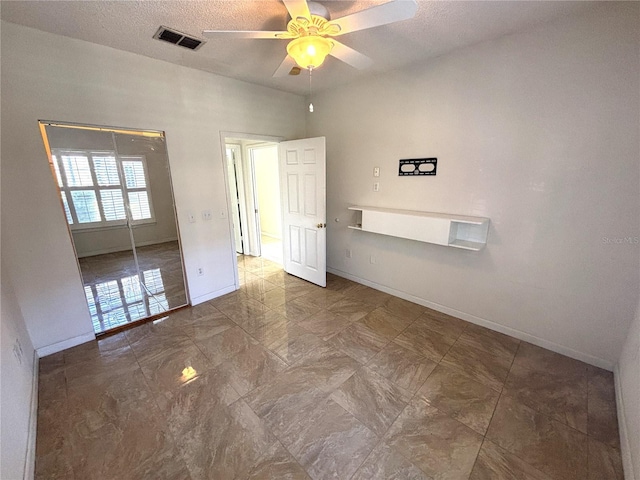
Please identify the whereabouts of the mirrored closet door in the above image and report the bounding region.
[40,122,188,334]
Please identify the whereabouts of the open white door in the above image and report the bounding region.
[279,137,326,287]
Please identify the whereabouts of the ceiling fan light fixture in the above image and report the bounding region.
[287,36,333,69]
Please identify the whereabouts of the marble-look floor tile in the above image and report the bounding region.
[380,296,424,322]
[344,284,393,306]
[245,441,310,479]
[417,364,500,435]
[459,324,520,360]
[511,342,588,380]
[285,343,360,393]
[359,307,412,340]
[394,319,455,362]
[504,361,587,433]
[35,448,75,480]
[414,310,469,344]
[36,371,68,458]
[285,398,379,480]
[38,351,66,377]
[587,366,621,448]
[351,442,430,480]
[193,325,258,367]
[215,342,287,396]
[469,439,551,480]
[236,309,296,345]
[385,396,483,480]
[266,325,325,365]
[215,296,270,325]
[251,286,289,308]
[178,310,235,342]
[139,340,213,400]
[367,342,437,394]
[66,397,182,480]
[65,367,153,417]
[124,318,191,346]
[587,437,624,480]
[325,273,356,292]
[127,333,194,366]
[170,399,276,480]
[327,297,376,322]
[159,367,240,417]
[274,297,322,322]
[296,309,352,340]
[331,368,411,436]
[329,321,390,364]
[440,340,512,391]
[241,277,280,298]
[486,394,588,480]
[298,288,345,309]
[245,368,330,440]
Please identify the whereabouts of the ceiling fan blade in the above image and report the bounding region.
[202,30,287,39]
[329,40,373,70]
[282,0,311,21]
[273,55,298,77]
[327,0,417,36]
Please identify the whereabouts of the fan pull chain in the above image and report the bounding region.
[308,66,314,113]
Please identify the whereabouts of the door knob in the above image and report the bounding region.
[316,223,326,228]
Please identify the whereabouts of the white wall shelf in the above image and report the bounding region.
[348,206,490,251]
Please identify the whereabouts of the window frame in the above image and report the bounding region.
[51,148,156,231]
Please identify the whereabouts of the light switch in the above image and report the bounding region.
[188,213,196,223]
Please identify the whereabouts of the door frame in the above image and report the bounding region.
[219,132,284,289]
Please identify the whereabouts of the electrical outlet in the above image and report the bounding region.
[373,182,380,192]
[202,210,213,221]
[346,248,352,258]
[370,255,377,264]
[197,267,204,276]
[13,339,23,365]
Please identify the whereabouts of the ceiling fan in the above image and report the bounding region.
[202,0,418,76]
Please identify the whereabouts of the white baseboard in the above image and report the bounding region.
[327,267,614,370]
[24,350,38,480]
[614,363,636,480]
[190,285,237,306]
[76,237,178,258]
[36,331,96,358]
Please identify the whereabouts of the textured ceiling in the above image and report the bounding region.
[1,1,597,95]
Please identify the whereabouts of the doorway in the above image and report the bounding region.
[224,136,283,269]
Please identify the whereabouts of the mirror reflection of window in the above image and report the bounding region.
[40,122,188,335]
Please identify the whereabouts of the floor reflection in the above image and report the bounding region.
[78,241,187,333]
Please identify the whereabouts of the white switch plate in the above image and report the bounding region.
[370,255,377,264]
[346,248,352,258]
[188,213,196,223]
[373,182,380,192]
[373,167,380,177]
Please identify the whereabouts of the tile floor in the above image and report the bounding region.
[36,256,624,480]
[78,241,188,333]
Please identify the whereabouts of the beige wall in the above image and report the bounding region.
[617,297,640,480]
[308,3,639,369]
[0,20,305,353]
[1,267,37,480]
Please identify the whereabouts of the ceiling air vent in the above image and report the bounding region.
[153,26,205,51]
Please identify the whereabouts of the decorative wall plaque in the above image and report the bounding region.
[398,158,437,176]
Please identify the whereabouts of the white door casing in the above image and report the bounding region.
[278,137,326,287]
